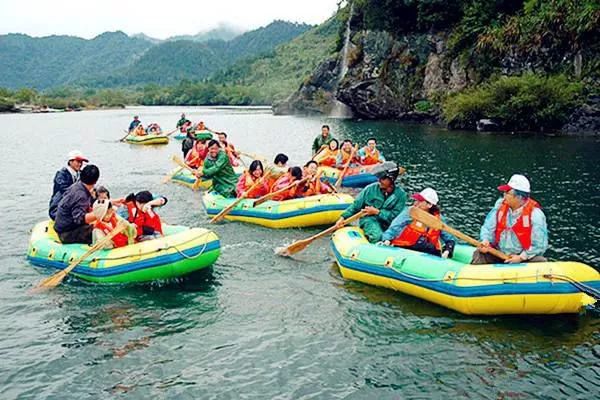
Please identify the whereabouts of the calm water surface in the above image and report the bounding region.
[0,107,599,399]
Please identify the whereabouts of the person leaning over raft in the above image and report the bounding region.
[194,139,238,198]
[312,125,335,155]
[471,174,548,264]
[49,150,88,220]
[118,191,167,242]
[335,168,407,243]
[380,188,456,258]
[53,164,100,244]
[128,115,141,133]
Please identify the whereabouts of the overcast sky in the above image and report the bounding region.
[0,0,342,39]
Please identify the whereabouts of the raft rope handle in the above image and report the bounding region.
[90,231,215,262]
[543,273,600,300]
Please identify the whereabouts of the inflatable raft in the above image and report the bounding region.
[125,134,169,145]
[331,227,600,315]
[27,221,220,284]
[173,132,187,140]
[319,161,397,188]
[203,192,354,228]
[169,165,244,190]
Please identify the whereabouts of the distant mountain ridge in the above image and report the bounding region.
[0,21,312,89]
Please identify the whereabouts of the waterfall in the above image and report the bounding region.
[330,2,354,118]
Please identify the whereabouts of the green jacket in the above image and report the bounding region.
[312,134,335,154]
[341,182,407,227]
[202,150,238,197]
[176,117,190,128]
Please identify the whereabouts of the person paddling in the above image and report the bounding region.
[334,168,406,243]
[312,125,335,155]
[269,166,304,201]
[91,200,134,249]
[128,115,141,133]
[336,140,359,168]
[236,160,269,199]
[358,137,385,165]
[299,160,334,196]
[49,150,88,220]
[217,132,242,166]
[471,174,548,264]
[314,139,339,167]
[194,140,238,198]
[380,188,456,258]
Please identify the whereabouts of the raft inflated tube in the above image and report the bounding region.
[125,134,169,145]
[27,221,220,284]
[331,227,600,315]
[173,133,187,140]
[169,166,245,190]
[319,161,397,188]
[203,192,354,228]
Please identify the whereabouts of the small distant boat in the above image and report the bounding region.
[125,134,169,145]
[169,166,245,190]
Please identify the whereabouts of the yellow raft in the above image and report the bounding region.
[125,134,169,145]
[332,227,600,315]
[203,192,354,228]
[169,166,245,190]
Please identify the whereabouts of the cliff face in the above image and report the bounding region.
[275,1,599,134]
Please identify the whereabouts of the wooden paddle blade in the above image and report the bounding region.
[277,238,312,256]
[30,270,69,292]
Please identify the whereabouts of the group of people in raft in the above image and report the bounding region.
[49,150,167,249]
[49,118,549,264]
[128,115,162,136]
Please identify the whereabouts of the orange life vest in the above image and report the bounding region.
[126,202,163,238]
[315,149,338,167]
[361,147,381,165]
[269,175,297,201]
[339,150,357,166]
[236,172,268,199]
[185,142,208,169]
[494,198,540,250]
[94,214,129,248]
[391,210,442,250]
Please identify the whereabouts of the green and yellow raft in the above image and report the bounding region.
[170,165,244,190]
[203,192,354,228]
[27,221,220,284]
[332,227,600,315]
[125,134,169,145]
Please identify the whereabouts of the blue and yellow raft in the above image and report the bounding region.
[331,227,600,315]
[27,221,220,284]
[318,161,397,188]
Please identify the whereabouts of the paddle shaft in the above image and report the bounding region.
[305,210,367,243]
[162,166,184,183]
[171,155,203,191]
[409,207,509,260]
[165,128,179,137]
[210,170,271,223]
[253,176,309,207]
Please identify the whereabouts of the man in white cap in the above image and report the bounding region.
[380,188,456,258]
[48,150,88,220]
[471,174,548,264]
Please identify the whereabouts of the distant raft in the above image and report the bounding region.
[203,192,354,228]
[125,134,169,145]
[331,227,600,315]
[318,161,397,188]
[27,221,220,284]
[169,165,245,190]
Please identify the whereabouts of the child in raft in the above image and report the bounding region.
[236,160,269,198]
[313,139,339,167]
[269,166,303,201]
[118,191,168,242]
[299,160,334,196]
[185,135,210,169]
[91,200,135,249]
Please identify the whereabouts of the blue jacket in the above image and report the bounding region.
[49,167,76,220]
[128,120,141,131]
[54,181,93,233]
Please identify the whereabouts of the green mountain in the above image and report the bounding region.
[0,31,153,89]
[168,24,245,42]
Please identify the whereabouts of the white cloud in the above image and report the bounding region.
[0,0,341,39]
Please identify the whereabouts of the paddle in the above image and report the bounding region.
[276,210,368,257]
[408,207,509,261]
[252,176,309,207]
[32,220,129,291]
[311,145,328,162]
[335,145,358,188]
[162,166,184,184]
[165,128,179,137]
[210,170,272,223]
[239,151,268,164]
[119,129,131,142]
[171,155,203,192]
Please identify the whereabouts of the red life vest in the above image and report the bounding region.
[236,172,268,198]
[269,175,297,201]
[94,214,129,248]
[391,210,442,250]
[185,142,208,168]
[494,198,540,250]
[361,147,381,165]
[126,202,163,238]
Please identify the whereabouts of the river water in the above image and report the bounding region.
[0,107,599,399]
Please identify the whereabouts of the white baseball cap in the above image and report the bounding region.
[67,150,88,162]
[498,174,530,193]
[412,187,439,205]
[92,199,110,221]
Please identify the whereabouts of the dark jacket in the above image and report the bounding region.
[54,181,93,233]
[49,167,76,220]
[128,120,141,131]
